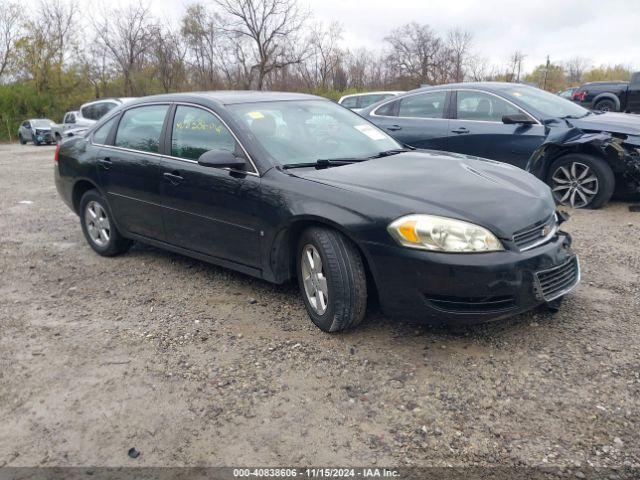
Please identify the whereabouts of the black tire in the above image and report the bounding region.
[19,134,26,145]
[594,98,616,112]
[546,153,615,209]
[297,227,367,332]
[79,189,132,256]
[55,133,61,142]
[32,135,41,146]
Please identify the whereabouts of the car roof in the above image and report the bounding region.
[410,82,539,93]
[29,118,54,122]
[124,91,325,107]
[341,91,405,98]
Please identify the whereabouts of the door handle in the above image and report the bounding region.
[97,157,112,170]
[163,171,184,186]
[451,127,470,134]
[386,125,402,131]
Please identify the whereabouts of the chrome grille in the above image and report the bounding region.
[513,214,557,251]
[534,256,580,302]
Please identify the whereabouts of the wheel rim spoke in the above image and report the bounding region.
[301,245,328,315]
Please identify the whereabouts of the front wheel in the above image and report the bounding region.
[546,154,615,209]
[297,227,367,332]
[79,190,132,256]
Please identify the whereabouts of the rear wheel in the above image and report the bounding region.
[79,190,132,256]
[19,134,26,145]
[594,99,616,112]
[297,227,367,332]
[546,153,615,209]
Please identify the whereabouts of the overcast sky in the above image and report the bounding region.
[120,0,640,73]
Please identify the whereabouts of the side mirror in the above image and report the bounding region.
[198,149,246,170]
[502,113,536,125]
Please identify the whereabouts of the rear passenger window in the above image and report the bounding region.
[398,91,447,118]
[92,116,117,145]
[171,106,237,160]
[115,105,169,153]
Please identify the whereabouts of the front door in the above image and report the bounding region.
[97,104,169,240]
[370,91,450,150]
[159,105,262,269]
[446,90,546,169]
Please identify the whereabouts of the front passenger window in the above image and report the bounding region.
[171,106,238,160]
[115,105,169,153]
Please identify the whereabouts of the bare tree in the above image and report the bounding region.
[93,2,156,96]
[0,1,21,78]
[506,50,526,82]
[213,0,309,90]
[298,22,343,90]
[447,28,472,82]
[181,4,226,89]
[152,24,187,93]
[564,55,590,84]
[384,22,443,86]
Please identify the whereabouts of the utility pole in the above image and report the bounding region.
[543,55,550,90]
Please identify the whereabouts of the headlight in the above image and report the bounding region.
[387,214,504,253]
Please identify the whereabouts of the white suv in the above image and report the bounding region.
[53,98,135,140]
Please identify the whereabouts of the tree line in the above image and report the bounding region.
[0,0,635,140]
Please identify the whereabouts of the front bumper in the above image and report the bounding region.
[364,232,578,325]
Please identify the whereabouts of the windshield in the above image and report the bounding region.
[503,86,590,118]
[32,119,54,127]
[228,100,401,165]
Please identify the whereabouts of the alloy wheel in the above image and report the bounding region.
[550,162,599,208]
[84,200,111,247]
[301,244,328,315]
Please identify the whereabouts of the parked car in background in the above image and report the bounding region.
[557,87,578,99]
[77,98,136,126]
[55,91,579,332]
[51,111,81,141]
[338,91,404,112]
[571,72,640,112]
[361,82,640,209]
[18,119,56,145]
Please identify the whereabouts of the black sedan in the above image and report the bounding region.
[360,83,640,209]
[54,92,579,332]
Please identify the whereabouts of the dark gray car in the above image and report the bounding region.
[360,83,640,209]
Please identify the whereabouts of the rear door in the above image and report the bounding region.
[96,104,170,240]
[446,90,546,168]
[159,104,262,269]
[370,90,450,149]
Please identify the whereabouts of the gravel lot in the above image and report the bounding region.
[1,143,639,469]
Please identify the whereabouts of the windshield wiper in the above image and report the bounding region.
[560,112,592,120]
[368,148,412,159]
[281,158,367,170]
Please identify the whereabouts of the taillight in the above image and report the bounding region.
[572,90,587,102]
[54,142,61,164]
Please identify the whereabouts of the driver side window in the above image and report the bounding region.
[456,91,522,122]
[171,106,238,161]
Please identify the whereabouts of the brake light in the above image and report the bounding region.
[54,142,61,164]
[572,90,587,102]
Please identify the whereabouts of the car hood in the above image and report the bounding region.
[294,151,555,239]
[566,112,640,135]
